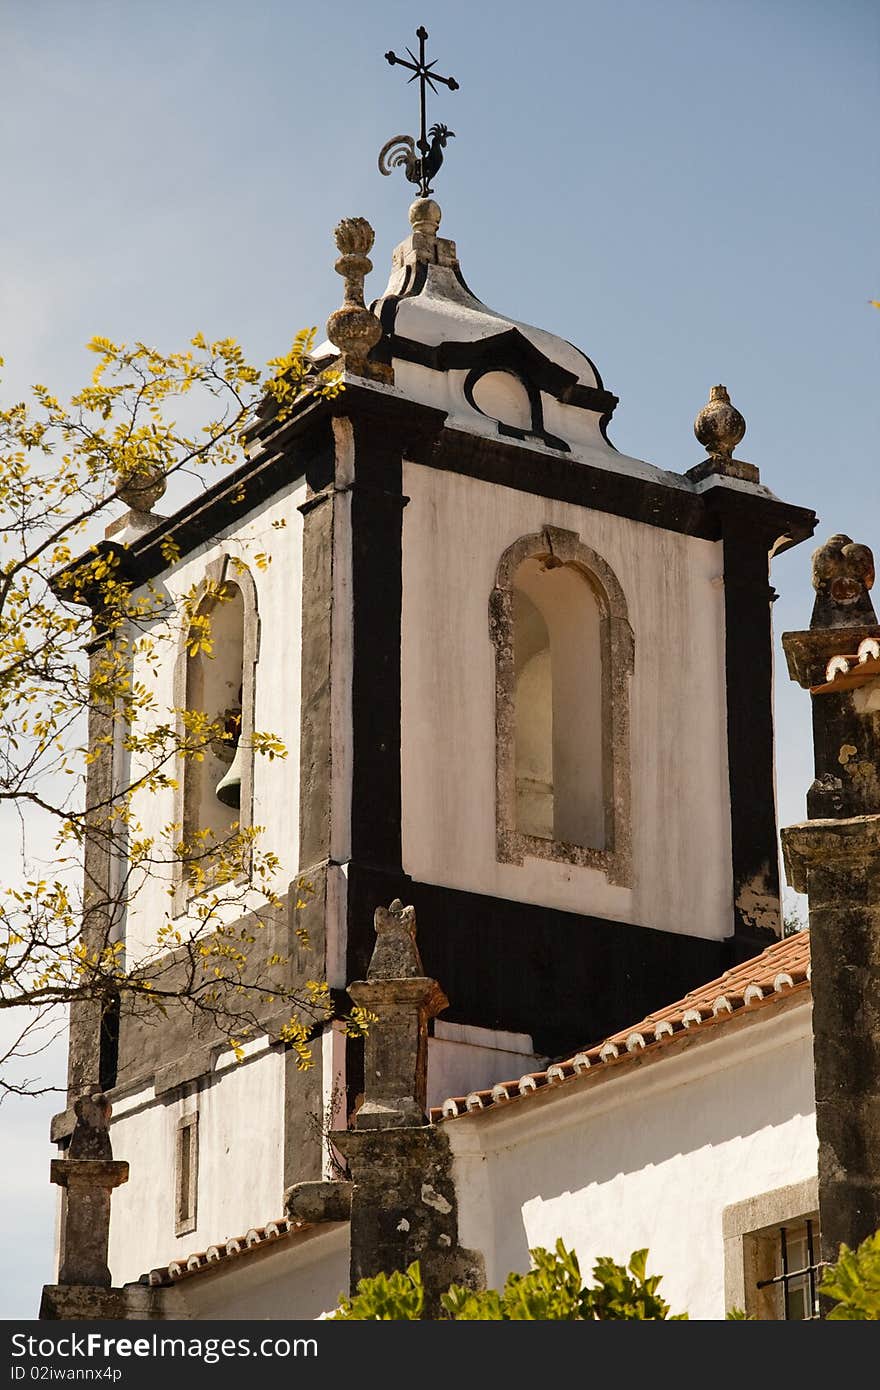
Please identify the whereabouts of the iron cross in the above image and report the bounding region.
[385,26,459,196]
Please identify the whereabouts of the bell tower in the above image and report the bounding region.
[53,34,818,1289]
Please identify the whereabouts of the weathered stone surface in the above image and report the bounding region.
[782,815,880,1264]
[326,217,388,381]
[349,976,448,1129]
[366,899,425,979]
[51,1093,128,1289]
[782,537,880,823]
[39,1284,178,1321]
[68,1093,113,1159]
[809,534,876,630]
[51,1159,129,1288]
[688,385,758,483]
[284,1179,352,1224]
[347,901,448,1131]
[332,1126,484,1318]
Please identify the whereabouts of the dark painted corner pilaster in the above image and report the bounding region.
[339,390,446,984]
[705,489,816,947]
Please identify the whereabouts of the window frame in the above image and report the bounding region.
[175,1110,199,1238]
[171,555,260,914]
[488,525,633,885]
[722,1177,820,1319]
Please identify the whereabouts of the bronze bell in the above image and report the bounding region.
[215,743,243,809]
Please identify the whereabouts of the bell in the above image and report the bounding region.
[215,743,243,809]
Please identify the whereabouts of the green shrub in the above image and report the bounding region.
[819,1230,880,1320]
[333,1227,880,1319]
[333,1239,686,1320]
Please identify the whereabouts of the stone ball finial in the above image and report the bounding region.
[115,464,167,513]
[694,384,746,460]
[409,198,441,239]
[809,533,877,629]
[367,898,425,980]
[326,215,382,372]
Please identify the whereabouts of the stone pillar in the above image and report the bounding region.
[782,819,880,1262]
[780,533,880,1265]
[333,901,484,1316]
[348,899,447,1129]
[50,1094,129,1289]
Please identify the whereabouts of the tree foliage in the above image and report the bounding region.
[0,329,365,1100]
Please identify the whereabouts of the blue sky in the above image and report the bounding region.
[1,0,877,1320]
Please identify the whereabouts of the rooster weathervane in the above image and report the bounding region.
[378,26,459,198]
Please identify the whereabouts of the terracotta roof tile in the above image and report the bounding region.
[811,641,880,694]
[145,1217,311,1287]
[141,935,811,1285]
[431,931,810,1123]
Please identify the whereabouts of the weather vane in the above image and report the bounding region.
[378,26,459,198]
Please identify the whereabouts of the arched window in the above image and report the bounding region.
[173,558,259,906]
[489,527,633,884]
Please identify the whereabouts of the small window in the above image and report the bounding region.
[175,1112,199,1237]
[755,1217,823,1320]
[722,1181,822,1320]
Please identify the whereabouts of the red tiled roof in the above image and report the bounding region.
[146,1217,311,1286]
[431,930,811,1123]
[143,934,811,1286]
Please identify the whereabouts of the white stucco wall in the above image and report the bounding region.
[107,1043,285,1286]
[427,1022,546,1109]
[447,1000,817,1319]
[172,1224,350,1320]
[121,480,307,963]
[400,461,732,936]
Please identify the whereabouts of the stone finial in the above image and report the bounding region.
[694,385,745,459]
[50,1092,129,1288]
[347,901,448,1130]
[409,197,441,239]
[326,216,385,379]
[688,385,758,484]
[105,463,167,540]
[810,534,876,629]
[367,898,425,980]
[115,464,166,513]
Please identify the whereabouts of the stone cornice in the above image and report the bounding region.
[782,814,880,892]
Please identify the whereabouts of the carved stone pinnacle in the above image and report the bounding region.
[810,534,876,629]
[326,216,383,376]
[694,385,746,460]
[367,898,425,980]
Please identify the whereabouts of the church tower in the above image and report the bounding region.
[52,59,817,1287]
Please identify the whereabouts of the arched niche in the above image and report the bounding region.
[172,557,260,907]
[489,526,633,884]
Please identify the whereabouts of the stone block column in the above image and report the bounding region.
[333,900,484,1316]
[347,899,447,1130]
[49,1094,129,1289]
[781,532,880,1266]
[782,817,880,1264]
